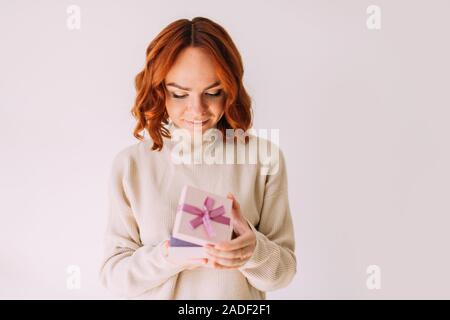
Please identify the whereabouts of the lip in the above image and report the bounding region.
[184,119,209,127]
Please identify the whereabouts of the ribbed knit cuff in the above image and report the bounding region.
[239,217,265,269]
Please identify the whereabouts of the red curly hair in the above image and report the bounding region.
[131,17,253,151]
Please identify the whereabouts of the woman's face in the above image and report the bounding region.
[164,47,226,134]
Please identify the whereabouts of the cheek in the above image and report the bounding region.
[165,99,185,118]
[210,98,226,118]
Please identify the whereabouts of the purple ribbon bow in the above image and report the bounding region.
[178,196,230,238]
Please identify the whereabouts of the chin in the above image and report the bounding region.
[181,119,215,132]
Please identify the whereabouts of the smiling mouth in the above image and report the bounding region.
[184,119,209,126]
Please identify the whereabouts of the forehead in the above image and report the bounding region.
[165,47,218,87]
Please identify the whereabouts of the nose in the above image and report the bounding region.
[187,94,207,117]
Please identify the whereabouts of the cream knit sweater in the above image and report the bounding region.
[99,123,297,299]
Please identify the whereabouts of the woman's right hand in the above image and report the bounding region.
[163,240,208,270]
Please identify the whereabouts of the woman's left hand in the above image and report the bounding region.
[204,192,256,269]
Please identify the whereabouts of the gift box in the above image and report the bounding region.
[167,235,207,263]
[172,185,233,246]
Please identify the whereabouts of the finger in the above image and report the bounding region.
[186,260,207,270]
[210,258,246,269]
[186,264,204,270]
[188,258,208,265]
[205,244,253,260]
[163,240,170,257]
[186,266,197,270]
[227,193,242,220]
[227,193,249,235]
[215,232,254,251]
[226,192,240,210]
[212,256,243,267]
[182,258,207,269]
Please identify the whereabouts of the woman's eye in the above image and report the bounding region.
[172,93,187,99]
[170,90,222,99]
[205,89,222,97]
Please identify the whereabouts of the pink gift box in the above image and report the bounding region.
[167,235,207,262]
[172,185,233,246]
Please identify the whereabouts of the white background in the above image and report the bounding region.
[1,0,449,299]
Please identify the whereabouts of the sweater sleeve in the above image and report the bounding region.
[99,150,184,298]
[238,146,297,292]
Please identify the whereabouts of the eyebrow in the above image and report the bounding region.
[165,81,221,91]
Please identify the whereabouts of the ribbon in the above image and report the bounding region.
[178,196,230,238]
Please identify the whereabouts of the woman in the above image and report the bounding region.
[99,17,297,299]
